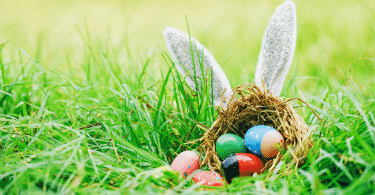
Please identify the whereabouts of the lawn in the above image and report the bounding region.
[0,0,375,194]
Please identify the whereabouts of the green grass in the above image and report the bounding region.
[1,0,375,194]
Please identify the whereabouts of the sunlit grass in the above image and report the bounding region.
[0,0,375,193]
[1,0,374,93]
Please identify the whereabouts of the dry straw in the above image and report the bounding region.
[191,83,322,178]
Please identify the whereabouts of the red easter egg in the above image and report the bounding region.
[236,153,264,176]
[192,170,226,187]
[222,153,264,183]
[171,151,200,177]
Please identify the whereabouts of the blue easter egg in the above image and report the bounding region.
[244,125,284,158]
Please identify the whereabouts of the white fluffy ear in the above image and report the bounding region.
[255,0,297,96]
[163,27,232,107]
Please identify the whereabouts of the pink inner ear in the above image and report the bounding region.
[260,130,284,158]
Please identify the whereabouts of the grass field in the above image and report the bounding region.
[1,0,375,194]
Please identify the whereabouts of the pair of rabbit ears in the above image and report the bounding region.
[163,0,297,106]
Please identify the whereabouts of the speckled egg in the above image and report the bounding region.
[244,125,284,158]
[221,153,264,183]
[171,151,200,177]
[216,133,247,160]
[192,169,226,187]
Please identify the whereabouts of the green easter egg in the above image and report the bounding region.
[216,133,247,160]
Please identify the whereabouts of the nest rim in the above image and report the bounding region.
[192,83,321,179]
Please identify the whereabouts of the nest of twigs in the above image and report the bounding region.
[193,83,321,178]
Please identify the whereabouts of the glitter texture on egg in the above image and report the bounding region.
[171,151,200,177]
[192,169,226,187]
[163,27,232,106]
[255,0,297,96]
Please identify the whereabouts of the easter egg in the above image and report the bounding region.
[171,150,200,177]
[244,125,284,158]
[216,133,247,160]
[192,169,226,187]
[221,153,264,183]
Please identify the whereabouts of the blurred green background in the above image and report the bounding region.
[1,0,374,96]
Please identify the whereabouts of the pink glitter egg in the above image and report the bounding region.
[171,151,200,177]
[192,170,226,187]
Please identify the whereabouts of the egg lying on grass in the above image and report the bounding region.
[244,125,285,158]
[192,169,226,187]
[170,150,200,178]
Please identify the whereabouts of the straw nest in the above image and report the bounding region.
[193,83,321,178]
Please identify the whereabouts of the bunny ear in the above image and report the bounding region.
[163,27,232,107]
[255,0,297,96]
